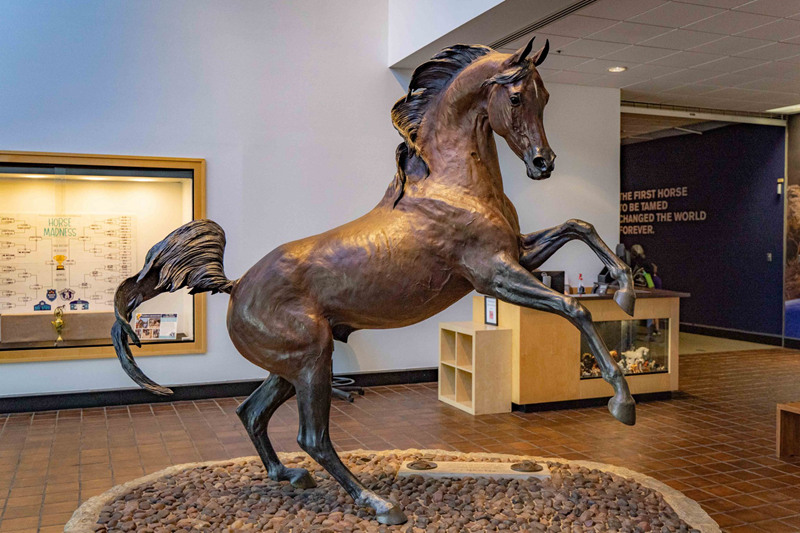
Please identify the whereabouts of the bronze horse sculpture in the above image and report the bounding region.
[112,38,636,525]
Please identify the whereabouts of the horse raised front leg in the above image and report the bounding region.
[294,358,407,525]
[236,373,316,489]
[519,219,635,316]
[479,258,635,425]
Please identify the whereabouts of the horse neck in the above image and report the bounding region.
[415,65,505,201]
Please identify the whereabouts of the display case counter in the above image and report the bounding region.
[471,289,687,408]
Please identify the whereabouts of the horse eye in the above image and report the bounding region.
[510,94,521,106]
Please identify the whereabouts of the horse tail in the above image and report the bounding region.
[112,219,235,396]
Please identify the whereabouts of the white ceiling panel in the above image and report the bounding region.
[639,28,727,49]
[737,18,800,40]
[622,90,662,102]
[685,10,776,34]
[535,67,562,79]
[541,70,604,85]
[538,53,592,70]
[702,86,776,100]
[622,78,687,92]
[537,15,619,38]
[735,41,800,60]
[627,63,684,77]
[566,58,644,74]
[671,94,746,107]
[738,61,800,79]
[687,35,772,54]
[689,55,768,71]
[758,94,800,106]
[590,74,650,88]
[733,0,800,18]
[630,2,724,27]
[699,71,764,85]
[653,94,696,105]
[673,0,751,9]
[722,98,770,110]
[578,0,667,21]
[647,68,718,83]
[738,77,800,91]
[601,45,681,63]
[587,21,673,44]
[749,91,799,103]
[501,33,577,52]
[650,50,724,67]
[661,83,720,95]
[560,39,631,57]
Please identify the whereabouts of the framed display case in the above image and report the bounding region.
[0,151,207,363]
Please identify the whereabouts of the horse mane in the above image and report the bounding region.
[392,44,494,150]
[387,44,495,207]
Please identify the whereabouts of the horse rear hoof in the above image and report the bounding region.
[608,395,636,426]
[613,289,636,317]
[376,503,407,525]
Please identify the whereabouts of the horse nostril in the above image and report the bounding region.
[532,156,548,171]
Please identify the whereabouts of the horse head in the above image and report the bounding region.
[484,38,555,180]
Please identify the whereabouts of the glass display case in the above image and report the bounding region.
[580,318,669,379]
[0,151,206,363]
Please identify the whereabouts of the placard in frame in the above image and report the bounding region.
[484,296,498,325]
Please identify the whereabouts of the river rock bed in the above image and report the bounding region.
[86,451,704,532]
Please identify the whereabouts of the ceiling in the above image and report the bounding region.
[620,113,731,143]
[497,0,800,114]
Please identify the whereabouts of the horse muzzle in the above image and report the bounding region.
[524,148,556,180]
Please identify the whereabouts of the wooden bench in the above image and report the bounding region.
[777,402,800,458]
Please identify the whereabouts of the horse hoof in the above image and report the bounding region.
[376,503,407,525]
[608,395,636,426]
[287,468,317,489]
[613,289,636,317]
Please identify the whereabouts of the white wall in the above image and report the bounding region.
[0,1,620,396]
[388,0,576,69]
[388,0,503,66]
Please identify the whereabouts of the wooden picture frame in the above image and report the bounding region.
[0,150,207,363]
[484,296,498,326]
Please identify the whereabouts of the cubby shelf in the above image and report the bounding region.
[438,321,511,415]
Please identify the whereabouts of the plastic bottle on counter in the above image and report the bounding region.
[577,273,585,295]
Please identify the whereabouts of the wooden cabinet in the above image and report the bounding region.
[438,322,511,415]
[470,291,683,408]
[777,402,800,458]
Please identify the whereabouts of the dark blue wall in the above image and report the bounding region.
[621,123,785,336]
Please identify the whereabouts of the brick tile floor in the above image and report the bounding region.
[1,348,800,532]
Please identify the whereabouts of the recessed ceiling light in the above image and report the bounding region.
[608,66,627,73]
[766,103,800,114]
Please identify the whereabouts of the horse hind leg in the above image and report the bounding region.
[236,373,316,489]
[294,353,407,525]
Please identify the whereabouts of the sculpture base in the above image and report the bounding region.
[66,449,719,532]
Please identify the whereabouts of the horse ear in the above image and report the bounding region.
[531,39,550,67]
[507,36,535,65]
